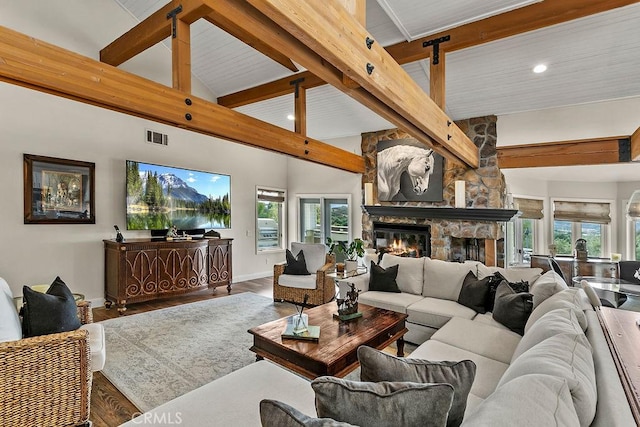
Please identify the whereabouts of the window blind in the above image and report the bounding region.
[513,197,543,220]
[257,189,285,203]
[553,200,611,224]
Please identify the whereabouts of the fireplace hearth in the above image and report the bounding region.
[373,222,430,258]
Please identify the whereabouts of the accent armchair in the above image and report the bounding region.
[0,289,102,427]
[273,242,336,306]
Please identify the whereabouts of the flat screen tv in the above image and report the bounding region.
[126,160,230,230]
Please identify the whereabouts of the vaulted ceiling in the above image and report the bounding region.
[114,0,640,142]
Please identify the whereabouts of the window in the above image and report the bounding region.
[256,187,285,252]
[507,197,542,266]
[552,200,610,257]
[298,196,351,259]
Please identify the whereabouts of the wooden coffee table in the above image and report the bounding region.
[248,302,408,379]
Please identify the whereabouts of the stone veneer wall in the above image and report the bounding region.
[361,115,506,261]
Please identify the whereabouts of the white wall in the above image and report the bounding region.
[0,82,288,302]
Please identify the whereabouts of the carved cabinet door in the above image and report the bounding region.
[125,249,158,298]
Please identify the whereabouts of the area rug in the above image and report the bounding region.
[100,293,283,412]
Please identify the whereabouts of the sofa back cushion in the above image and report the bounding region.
[380,254,424,295]
[513,307,587,362]
[0,277,22,343]
[477,265,543,285]
[529,270,569,308]
[499,333,596,427]
[291,242,326,273]
[423,259,479,300]
[461,374,580,427]
[524,290,588,334]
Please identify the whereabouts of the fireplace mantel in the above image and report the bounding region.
[362,205,519,222]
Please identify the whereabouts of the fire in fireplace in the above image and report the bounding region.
[373,222,430,258]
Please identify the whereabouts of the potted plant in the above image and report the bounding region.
[326,238,365,273]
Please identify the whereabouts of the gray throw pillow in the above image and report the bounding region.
[22,276,81,337]
[259,399,356,427]
[492,282,533,335]
[312,376,453,427]
[358,346,475,427]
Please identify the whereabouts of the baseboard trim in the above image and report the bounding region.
[233,271,272,283]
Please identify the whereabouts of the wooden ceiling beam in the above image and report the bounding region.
[101,0,298,74]
[209,0,451,164]
[429,50,445,109]
[0,25,363,173]
[497,136,631,168]
[100,0,209,67]
[631,126,640,161]
[386,0,640,65]
[201,5,298,72]
[217,71,322,108]
[248,0,478,167]
[172,18,191,92]
[224,0,638,108]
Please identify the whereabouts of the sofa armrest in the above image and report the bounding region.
[0,329,92,425]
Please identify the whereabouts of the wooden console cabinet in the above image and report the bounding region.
[104,238,233,314]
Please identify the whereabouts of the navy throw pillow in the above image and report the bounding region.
[369,261,400,293]
[22,276,81,337]
[283,249,311,275]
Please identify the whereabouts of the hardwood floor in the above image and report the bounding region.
[89,277,293,427]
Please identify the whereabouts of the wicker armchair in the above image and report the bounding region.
[273,243,336,306]
[0,301,94,427]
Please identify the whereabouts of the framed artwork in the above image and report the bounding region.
[377,139,443,202]
[23,154,95,224]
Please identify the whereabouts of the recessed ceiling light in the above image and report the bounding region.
[533,64,547,74]
[287,114,295,120]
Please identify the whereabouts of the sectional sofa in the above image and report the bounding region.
[123,257,635,426]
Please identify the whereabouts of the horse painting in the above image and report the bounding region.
[377,145,435,201]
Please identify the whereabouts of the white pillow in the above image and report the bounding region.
[423,259,477,300]
[291,242,326,273]
[380,254,425,295]
[499,333,596,427]
[0,277,22,343]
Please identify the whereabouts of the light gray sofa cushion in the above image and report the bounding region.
[461,374,580,427]
[259,400,356,427]
[430,317,521,365]
[410,339,509,400]
[499,333,596,427]
[358,346,476,427]
[312,376,454,427]
[380,254,425,295]
[406,297,477,329]
[358,291,423,314]
[529,270,568,308]
[477,265,543,285]
[524,290,588,334]
[291,242,326,273]
[423,259,478,300]
[513,308,587,361]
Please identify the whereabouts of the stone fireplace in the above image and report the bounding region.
[361,116,512,266]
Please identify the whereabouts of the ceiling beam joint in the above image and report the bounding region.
[289,77,305,98]
[167,5,184,39]
[422,35,450,65]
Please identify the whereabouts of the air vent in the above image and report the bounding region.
[145,129,168,146]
